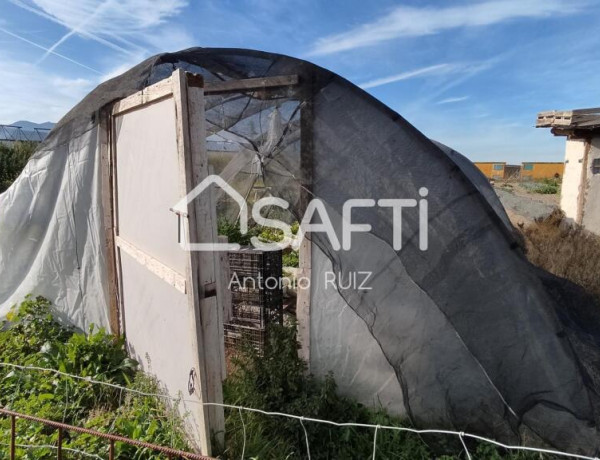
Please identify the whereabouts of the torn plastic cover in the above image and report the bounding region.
[1,48,600,455]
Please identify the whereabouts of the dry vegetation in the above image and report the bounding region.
[521,209,600,302]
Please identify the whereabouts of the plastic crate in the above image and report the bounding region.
[226,247,283,353]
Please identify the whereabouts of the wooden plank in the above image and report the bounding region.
[110,114,127,335]
[212,232,228,382]
[218,236,233,326]
[200,295,225,447]
[183,71,226,449]
[296,237,312,367]
[204,75,299,94]
[172,69,228,455]
[115,236,187,293]
[571,107,600,115]
[296,75,314,368]
[112,77,174,116]
[99,114,120,335]
[172,70,213,456]
[537,108,600,130]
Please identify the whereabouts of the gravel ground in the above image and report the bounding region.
[493,181,559,226]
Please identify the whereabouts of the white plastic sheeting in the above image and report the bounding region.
[0,127,110,330]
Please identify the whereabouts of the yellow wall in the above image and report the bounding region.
[474,162,506,179]
[521,162,565,179]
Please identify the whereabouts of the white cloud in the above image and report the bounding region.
[309,0,584,55]
[28,0,187,32]
[0,26,101,73]
[359,63,456,89]
[0,53,95,123]
[437,96,470,104]
[9,0,190,58]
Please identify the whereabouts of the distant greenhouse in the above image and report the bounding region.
[0,123,52,145]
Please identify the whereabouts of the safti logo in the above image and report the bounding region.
[172,175,429,252]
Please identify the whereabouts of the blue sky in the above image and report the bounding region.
[1,0,599,161]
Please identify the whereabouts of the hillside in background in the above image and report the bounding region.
[10,121,55,130]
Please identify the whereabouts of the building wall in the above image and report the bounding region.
[582,137,600,234]
[561,139,586,221]
[521,162,565,180]
[474,162,505,179]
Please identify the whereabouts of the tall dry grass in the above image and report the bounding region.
[522,209,600,302]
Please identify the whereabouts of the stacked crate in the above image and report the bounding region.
[224,247,283,351]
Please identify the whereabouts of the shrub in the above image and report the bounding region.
[521,210,600,302]
[532,178,560,195]
[218,219,301,267]
[0,141,37,192]
[222,322,430,459]
[221,323,538,459]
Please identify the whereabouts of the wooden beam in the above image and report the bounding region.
[296,75,314,369]
[186,73,226,449]
[100,113,120,335]
[173,69,225,453]
[172,70,214,456]
[204,75,299,94]
[109,109,127,337]
[115,236,187,294]
[218,236,233,327]
[112,77,174,116]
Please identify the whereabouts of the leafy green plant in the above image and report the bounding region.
[0,296,191,459]
[283,249,299,267]
[0,297,547,459]
[532,178,560,194]
[218,218,260,246]
[218,219,300,267]
[221,323,546,459]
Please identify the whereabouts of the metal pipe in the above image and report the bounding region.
[57,427,63,460]
[10,414,15,460]
[0,408,212,460]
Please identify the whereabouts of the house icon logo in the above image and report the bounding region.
[171,175,248,251]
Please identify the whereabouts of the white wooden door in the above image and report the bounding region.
[109,70,223,455]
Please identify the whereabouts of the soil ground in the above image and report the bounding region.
[492,180,559,227]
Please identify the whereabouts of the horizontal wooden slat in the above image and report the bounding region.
[112,77,174,116]
[204,75,299,94]
[537,108,600,129]
[116,236,187,293]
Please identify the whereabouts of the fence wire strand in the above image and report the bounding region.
[1,362,600,460]
[0,441,104,459]
[372,424,379,460]
[238,407,246,460]
[459,432,472,460]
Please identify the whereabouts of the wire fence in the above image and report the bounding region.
[0,362,598,460]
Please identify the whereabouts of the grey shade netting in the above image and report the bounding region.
[1,48,600,455]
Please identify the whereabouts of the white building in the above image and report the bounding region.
[537,108,600,235]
